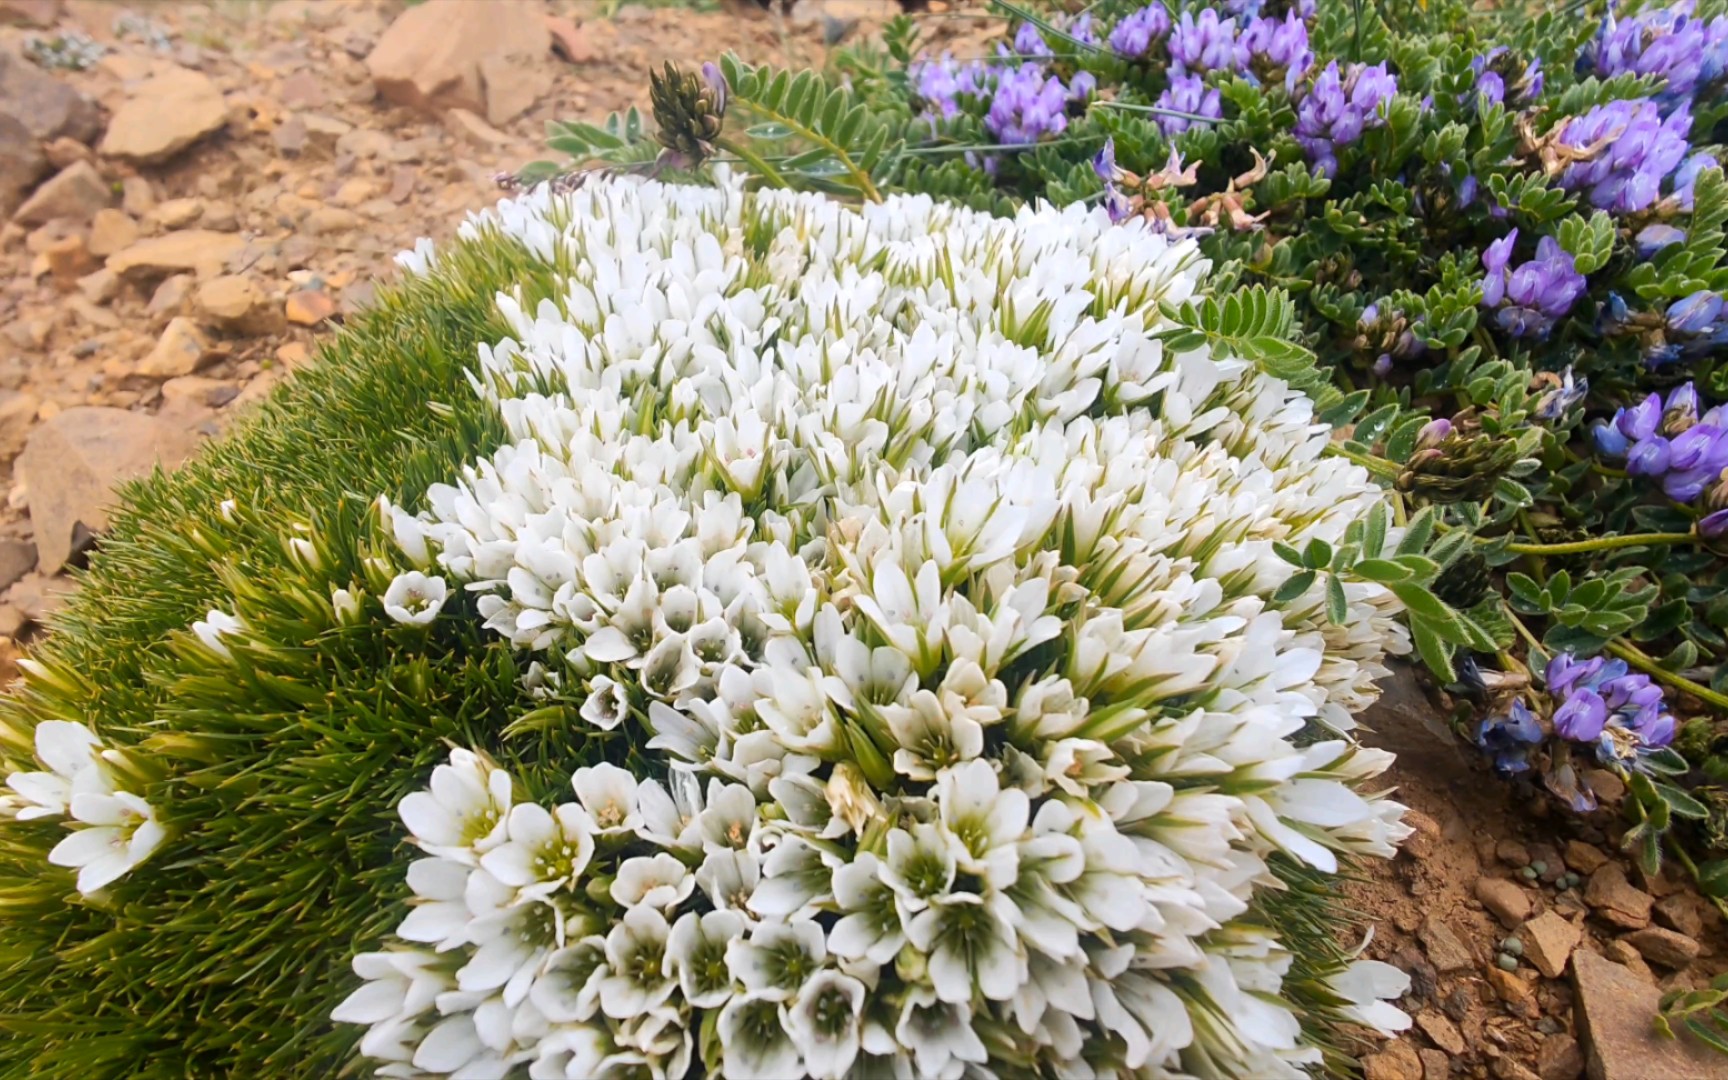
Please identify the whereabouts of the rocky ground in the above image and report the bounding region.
[1,2,1727,1078]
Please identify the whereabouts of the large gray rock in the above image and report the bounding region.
[0,48,102,143]
[1573,949,1723,1080]
[19,407,202,573]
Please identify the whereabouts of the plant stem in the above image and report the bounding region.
[1502,532,1697,555]
[715,137,792,191]
[1322,442,1401,479]
[1502,602,1546,656]
[1607,639,1728,712]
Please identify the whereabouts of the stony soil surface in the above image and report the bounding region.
[2,2,1727,1078]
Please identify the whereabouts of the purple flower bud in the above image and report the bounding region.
[1108,4,1171,59]
[1617,392,1663,440]
[701,61,729,115]
[1372,353,1393,377]
[1585,3,1715,101]
[1627,436,1673,476]
[1169,9,1240,74]
[1093,137,1119,183]
[1238,11,1311,84]
[1459,174,1479,205]
[985,63,1071,145]
[1700,507,1728,538]
[1414,417,1453,451]
[1480,232,1585,338]
[1477,699,1543,775]
[1554,687,1608,742]
[1476,69,1505,108]
[1592,421,1632,457]
[1547,652,1603,696]
[1014,21,1050,58]
[1667,381,1701,426]
[1359,303,1380,325]
[1667,290,1725,335]
[1635,223,1688,258]
[1673,152,1716,209]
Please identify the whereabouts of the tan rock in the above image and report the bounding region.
[138,317,213,378]
[1622,926,1700,970]
[1486,965,1539,1018]
[99,67,229,164]
[1364,1042,1424,1080]
[1476,876,1536,928]
[0,0,63,27]
[546,14,597,63]
[1602,938,1656,984]
[196,276,283,336]
[1565,841,1609,875]
[121,175,156,217]
[1653,894,1705,939]
[1537,1033,1584,1080]
[1573,948,1721,1080]
[43,136,91,170]
[1584,865,1653,929]
[1418,916,1475,973]
[0,538,34,591]
[1416,1011,1465,1056]
[77,267,118,304]
[366,0,549,117]
[87,208,139,258]
[147,274,195,322]
[1520,911,1582,979]
[149,198,204,230]
[1418,1048,1450,1080]
[285,289,337,326]
[445,107,511,148]
[303,206,360,235]
[478,52,551,126]
[107,230,244,281]
[12,160,110,227]
[0,390,38,460]
[19,406,203,572]
[42,231,92,285]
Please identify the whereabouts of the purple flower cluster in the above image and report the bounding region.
[1471,48,1543,108]
[1108,4,1171,59]
[1155,72,1225,135]
[1478,229,1587,339]
[1580,1,1728,105]
[1558,99,1693,213]
[1169,8,1239,74]
[1237,10,1312,90]
[1294,61,1398,176]
[986,63,1075,145]
[1549,654,1676,771]
[911,56,993,120]
[1594,381,1728,513]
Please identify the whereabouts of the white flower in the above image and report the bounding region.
[828,853,906,965]
[719,992,803,1078]
[695,848,760,916]
[578,675,628,730]
[527,937,608,1023]
[395,857,471,950]
[905,892,1025,1004]
[457,896,561,1006]
[883,690,984,782]
[787,969,867,1079]
[478,802,596,900]
[936,758,1028,889]
[609,852,696,909]
[395,236,436,276]
[726,919,827,1002]
[749,836,833,920]
[571,762,642,834]
[1327,958,1413,1035]
[331,588,362,623]
[192,608,243,659]
[895,986,987,1077]
[397,749,512,864]
[880,822,956,915]
[384,571,448,626]
[48,790,165,894]
[6,719,105,819]
[596,904,676,1019]
[667,908,745,1008]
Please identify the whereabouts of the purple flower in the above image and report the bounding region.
[1700,507,1728,538]
[1636,223,1688,258]
[1673,152,1717,208]
[1477,699,1543,776]
[1554,687,1609,742]
[1558,99,1693,213]
[1014,21,1050,58]
[1628,437,1673,476]
[1237,10,1311,89]
[911,56,993,120]
[1476,69,1505,108]
[1667,381,1702,429]
[1154,72,1224,135]
[1414,417,1453,451]
[1093,138,1132,223]
[1581,3,1722,104]
[1169,9,1240,74]
[1547,653,1606,697]
[1618,392,1664,441]
[1592,422,1631,457]
[1108,4,1171,59]
[1479,232,1586,338]
[1667,290,1725,335]
[1294,61,1397,175]
[1534,368,1588,421]
[985,64,1071,144]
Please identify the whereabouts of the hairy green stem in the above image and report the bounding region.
[1322,443,1401,479]
[1503,532,1698,555]
[715,137,792,190]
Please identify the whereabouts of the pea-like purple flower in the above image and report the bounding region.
[1169,8,1240,74]
[1636,223,1688,258]
[911,57,993,120]
[1558,99,1693,213]
[1237,11,1311,89]
[1600,382,1728,503]
[1294,60,1398,176]
[1478,229,1587,339]
[1476,699,1543,776]
[1014,21,1051,58]
[1545,653,1677,770]
[1108,4,1171,59]
[1155,72,1224,135]
[1667,290,1725,335]
[986,63,1072,144]
[1581,2,1727,104]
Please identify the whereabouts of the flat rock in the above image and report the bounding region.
[1520,911,1582,979]
[1573,949,1723,1080]
[1622,926,1699,970]
[196,275,283,336]
[1364,1041,1424,1080]
[478,52,551,126]
[106,230,244,281]
[19,407,203,573]
[1419,1048,1450,1080]
[1565,841,1609,875]
[0,113,47,218]
[0,0,62,26]
[1486,965,1539,1018]
[0,49,102,143]
[99,66,228,164]
[366,0,549,117]
[1538,1033,1585,1080]
[1584,865,1653,929]
[1416,1010,1465,1056]
[1477,875,1536,927]
[88,208,138,258]
[0,390,38,461]
[1654,894,1705,939]
[285,289,337,325]
[138,317,213,378]
[13,159,110,226]
[1419,916,1475,973]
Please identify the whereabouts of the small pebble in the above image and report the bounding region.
[1530,860,1548,876]
[1536,1017,1562,1035]
[1520,866,1539,880]
[1497,953,1520,971]
[1501,937,1524,957]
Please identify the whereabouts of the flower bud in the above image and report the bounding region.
[1414,418,1453,452]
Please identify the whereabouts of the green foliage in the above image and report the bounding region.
[1657,972,1728,1057]
[0,231,568,1077]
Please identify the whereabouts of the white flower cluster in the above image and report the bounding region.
[3,718,164,895]
[345,176,1415,1077]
